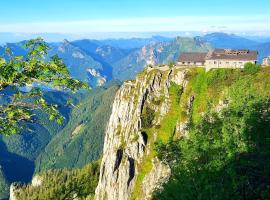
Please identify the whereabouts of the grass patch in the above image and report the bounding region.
[180,68,243,123]
[141,106,155,129]
[130,128,155,200]
[132,67,252,199]
[131,82,183,199]
[156,82,183,142]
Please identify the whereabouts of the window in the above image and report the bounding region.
[214,61,217,64]
[182,62,185,64]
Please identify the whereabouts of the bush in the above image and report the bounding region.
[155,140,181,165]
[16,161,100,199]
[141,106,155,129]
[154,96,270,200]
[207,69,229,85]
[244,62,261,74]
[167,62,175,68]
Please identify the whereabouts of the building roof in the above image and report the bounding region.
[205,49,258,61]
[178,52,207,63]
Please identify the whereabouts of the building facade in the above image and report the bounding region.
[178,52,207,66]
[262,56,270,66]
[178,49,258,70]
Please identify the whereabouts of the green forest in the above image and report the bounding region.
[15,161,99,200]
[153,67,270,199]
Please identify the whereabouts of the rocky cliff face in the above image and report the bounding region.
[9,183,21,200]
[95,66,190,200]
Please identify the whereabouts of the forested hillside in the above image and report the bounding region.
[0,168,9,199]
[151,67,270,199]
[0,91,75,199]
[15,161,100,200]
[0,82,119,199]
[35,82,120,172]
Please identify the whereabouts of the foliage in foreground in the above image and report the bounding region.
[16,161,99,200]
[244,62,261,74]
[0,167,9,199]
[0,38,87,135]
[0,84,119,199]
[35,83,120,172]
[154,69,270,200]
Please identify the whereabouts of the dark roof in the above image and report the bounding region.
[205,49,258,61]
[178,53,207,63]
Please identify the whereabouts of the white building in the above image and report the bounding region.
[177,52,207,66]
[262,56,270,66]
[178,49,258,70]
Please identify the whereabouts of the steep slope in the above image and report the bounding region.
[12,161,100,200]
[49,40,111,87]
[153,68,270,199]
[95,66,270,200]
[95,66,188,200]
[71,39,101,53]
[1,40,112,87]
[0,167,9,199]
[0,84,119,199]
[94,45,131,64]
[72,40,131,64]
[0,91,74,200]
[0,91,73,160]
[35,83,120,172]
[113,37,211,80]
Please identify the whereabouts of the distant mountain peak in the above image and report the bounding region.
[205,32,235,36]
[201,32,258,49]
[63,39,70,44]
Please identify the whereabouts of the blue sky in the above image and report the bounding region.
[0,0,270,35]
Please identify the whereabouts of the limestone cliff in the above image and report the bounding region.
[9,183,20,200]
[95,66,191,200]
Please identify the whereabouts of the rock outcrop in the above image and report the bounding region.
[31,175,43,187]
[141,158,171,199]
[9,183,21,200]
[95,67,189,200]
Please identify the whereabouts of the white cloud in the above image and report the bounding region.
[0,16,269,34]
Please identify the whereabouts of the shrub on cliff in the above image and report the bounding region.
[244,62,261,74]
[154,69,270,200]
[141,106,155,129]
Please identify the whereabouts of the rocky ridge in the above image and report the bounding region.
[95,66,191,200]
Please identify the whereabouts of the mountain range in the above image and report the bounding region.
[1,33,270,87]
